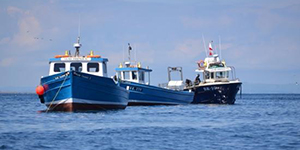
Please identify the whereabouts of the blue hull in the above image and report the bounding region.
[187,82,241,104]
[39,71,128,111]
[119,81,194,106]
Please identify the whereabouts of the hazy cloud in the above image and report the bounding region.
[0,0,299,92]
[7,6,23,15]
[0,57,15,67]
[0,37,10,45]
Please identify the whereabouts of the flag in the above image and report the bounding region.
[209,41,213,56]
[128,43,132,50]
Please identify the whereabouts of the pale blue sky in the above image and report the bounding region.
[0,0,299,93]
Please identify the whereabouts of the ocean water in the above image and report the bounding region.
[0,93,300,150]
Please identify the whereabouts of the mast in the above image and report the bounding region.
[128,43,132,62]
[202,34,208,57]
[74,15,81,57]
[74,37,81,57]
[219,36,222,59]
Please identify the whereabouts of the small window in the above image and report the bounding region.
[210,72,214,79]
[71,63,82,72]
[132,71,137,80]
[87,63,99,72]
[103,62,107,74]
[54,63,65,72]
[204,71,209,79]
[216,72,225,79]
[123,71,130,80]
[209,63,224,68]
[139,71,144,82]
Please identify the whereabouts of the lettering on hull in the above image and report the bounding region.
[126,86,143,92]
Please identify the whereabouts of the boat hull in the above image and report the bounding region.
[186,82,241,104]
[119,81,194,106]
[39,71,128,111]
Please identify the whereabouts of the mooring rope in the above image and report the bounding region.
[46,72,69,113]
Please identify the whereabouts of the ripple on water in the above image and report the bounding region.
[0,94,300,149]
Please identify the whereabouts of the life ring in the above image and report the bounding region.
[197,60,206,68]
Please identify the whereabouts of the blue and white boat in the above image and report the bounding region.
[114,44,193,106]
[36,37,128,111]
[184,41,242,104]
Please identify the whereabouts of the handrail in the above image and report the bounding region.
[228,66,236,80]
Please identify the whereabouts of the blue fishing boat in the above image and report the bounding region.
[36,37,128,111]
[184,41,242,104]
[114,44,193,106]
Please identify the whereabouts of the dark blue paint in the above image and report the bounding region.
[190,83,242,104]
[119,81,194,105]
[40,71,128,110]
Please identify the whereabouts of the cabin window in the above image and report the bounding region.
[103,62,107,74]
[132,71,137,80]
[123,71,130,80]
[216,72,225,79]
[71,63,82,72]
[209,63,224,69]
[204,71,209,80]
[210,72,214,79]
[139,71,145,82]
[87,63,99,72]
[54,63,65,72]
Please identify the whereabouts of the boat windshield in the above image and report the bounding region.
[71,63,82,72]
[54,63,65,72]
[122,71,130,80]
[87,63,99,72]
[216,72,226,79]
[132,71,137,80]
[209,63,224,69]
[139,71,145,82]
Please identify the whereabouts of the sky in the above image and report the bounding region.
[0,0,300,93]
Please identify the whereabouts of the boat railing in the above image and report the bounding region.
[158,83,168,89]
[228,66,237,80]
[158,82,185,91]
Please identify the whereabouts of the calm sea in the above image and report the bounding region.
[0,93,299,150]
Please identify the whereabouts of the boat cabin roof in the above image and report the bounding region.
[115,67,152,72]
[48,55,109,77]
[115,62,152,85]
[49,57,108,63]
[196,67,231,73]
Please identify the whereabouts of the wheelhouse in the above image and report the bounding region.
[195,54,236,83]
[49,57,108,77]
[115,62,151,85]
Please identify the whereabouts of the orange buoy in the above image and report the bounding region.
[36,85,44,96]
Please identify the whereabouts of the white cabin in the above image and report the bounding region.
[196,54,235,83]
[49,55,108,77]
[115,62,151,85]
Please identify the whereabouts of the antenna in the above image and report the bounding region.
[212,40,216,55]
[78,14,81,38]
[202,34,208,57]
[74,14,81,57]
[122,45,124,62]
[134,44,137,63]
[128,43,132,62]
[219,35,222,59]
